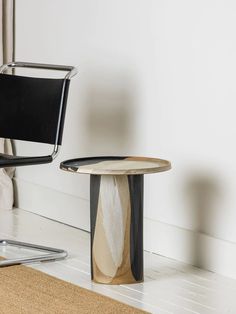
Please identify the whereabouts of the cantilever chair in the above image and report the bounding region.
[0,61,77,267]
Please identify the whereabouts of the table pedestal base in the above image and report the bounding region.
[90,174,143,284]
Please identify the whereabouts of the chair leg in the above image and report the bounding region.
[0,239,67,267]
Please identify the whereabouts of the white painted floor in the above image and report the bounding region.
[0,209,235,314]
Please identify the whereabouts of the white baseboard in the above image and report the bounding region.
[14,177,236,279]
[144,218,236,279]
[14,177,90,231]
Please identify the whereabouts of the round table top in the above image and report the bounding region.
[60,156,171,175]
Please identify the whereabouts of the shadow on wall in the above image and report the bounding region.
[81,72,137,156]
[184,173,222,268]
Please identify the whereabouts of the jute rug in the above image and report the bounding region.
[0,262,149,314]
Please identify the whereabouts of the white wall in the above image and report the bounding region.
[15,0,236,278]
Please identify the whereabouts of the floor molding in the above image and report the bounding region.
[144,218,236,279]
[14,177,236,279]
[14,177,90,231]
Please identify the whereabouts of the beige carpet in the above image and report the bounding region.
[0,262,149,314]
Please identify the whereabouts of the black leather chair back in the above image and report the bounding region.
[0,74,70,145]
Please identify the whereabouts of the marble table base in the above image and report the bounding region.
[90,174,143,284]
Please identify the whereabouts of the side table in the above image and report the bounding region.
[60,156,171,284]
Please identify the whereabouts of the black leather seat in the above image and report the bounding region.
[0,153,52,167]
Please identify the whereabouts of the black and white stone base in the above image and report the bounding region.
[90,174,143,284]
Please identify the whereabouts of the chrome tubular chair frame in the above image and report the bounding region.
[0,61,78,267]
[0,240,67,267]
